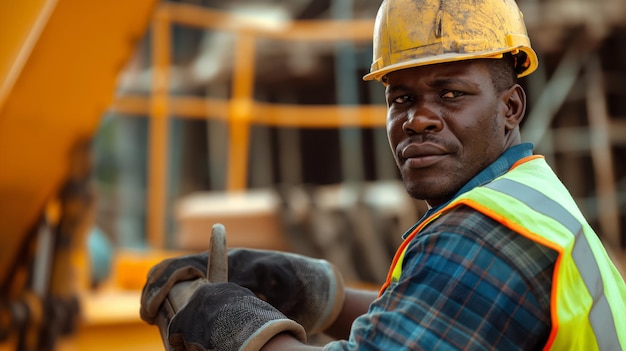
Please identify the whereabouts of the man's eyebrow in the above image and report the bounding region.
[429,77,479,89]
[385,84,411,95]
[385,77,480,95]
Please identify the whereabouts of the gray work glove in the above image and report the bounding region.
[167,281,306,351]
[140,248,345,335]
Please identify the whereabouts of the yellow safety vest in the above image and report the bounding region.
[380,155,626,350]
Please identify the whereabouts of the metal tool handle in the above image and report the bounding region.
[208,223,228,283]
[157,223,228,349]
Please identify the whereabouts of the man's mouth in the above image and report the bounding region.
[400,143,448,168]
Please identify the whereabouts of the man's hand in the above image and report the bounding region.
[167,282,306,351]
[140,249,345,335]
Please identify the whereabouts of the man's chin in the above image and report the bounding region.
[403,182,455,207]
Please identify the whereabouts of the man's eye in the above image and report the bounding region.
[441,91,463,99]
[392,95,412,104]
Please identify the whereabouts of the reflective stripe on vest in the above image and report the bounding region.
[380,156,626,350]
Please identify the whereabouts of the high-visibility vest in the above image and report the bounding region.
[380,155,626,350]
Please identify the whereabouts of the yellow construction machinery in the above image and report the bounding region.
[0,0,161,349]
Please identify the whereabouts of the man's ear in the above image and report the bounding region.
[502,84,526,131]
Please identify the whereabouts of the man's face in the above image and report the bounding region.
[385,60,512,207]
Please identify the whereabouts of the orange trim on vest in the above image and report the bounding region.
[379,236,413,296]
[511,154,543,170]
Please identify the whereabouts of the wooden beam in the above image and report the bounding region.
[586,55,621,248]
[160,2,374,42]
[110,95,387,128]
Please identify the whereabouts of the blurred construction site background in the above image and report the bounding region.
[1,0,625,350]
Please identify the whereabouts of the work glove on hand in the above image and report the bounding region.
[167,281,306,351]
[140,249,345,335]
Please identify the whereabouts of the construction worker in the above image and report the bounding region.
[140,0,626,350]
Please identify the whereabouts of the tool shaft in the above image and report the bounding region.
[157,223,228,349]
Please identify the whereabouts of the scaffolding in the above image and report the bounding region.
[104,0,626,279]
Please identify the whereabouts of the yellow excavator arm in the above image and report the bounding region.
[0,0,157,348]
[0,0,157,284]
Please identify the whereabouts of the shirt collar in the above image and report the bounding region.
[402,143,534,239]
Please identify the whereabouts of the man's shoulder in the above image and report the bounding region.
[414,205,557,280]
[405,205,556,309]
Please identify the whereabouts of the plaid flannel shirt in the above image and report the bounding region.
[325,143,557,350]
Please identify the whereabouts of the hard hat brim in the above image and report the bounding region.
[363,47,538,82]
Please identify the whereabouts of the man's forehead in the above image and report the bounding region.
[383,59,490,86]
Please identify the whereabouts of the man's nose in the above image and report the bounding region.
[402,105,443,134]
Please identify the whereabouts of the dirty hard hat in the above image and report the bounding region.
[363,0,539,82]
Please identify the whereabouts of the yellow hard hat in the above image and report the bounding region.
[363,0,538,82]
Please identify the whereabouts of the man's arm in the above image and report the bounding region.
[261,333,322,351]
[261,287,377,350]
[323,287,378,340]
